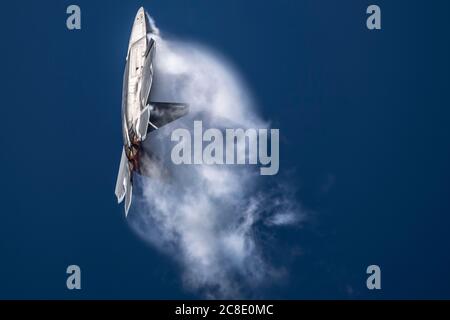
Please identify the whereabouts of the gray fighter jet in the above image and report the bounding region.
[115,7,188,216]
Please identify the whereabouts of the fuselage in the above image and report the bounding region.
[115,7,188,215]
[121,8,155,168]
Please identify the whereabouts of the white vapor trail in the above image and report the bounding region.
[127,17,304,298]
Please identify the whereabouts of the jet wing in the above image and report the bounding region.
[147,102,189,132]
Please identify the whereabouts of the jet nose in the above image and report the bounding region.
[135,7,145,22]
[138,7,158,35]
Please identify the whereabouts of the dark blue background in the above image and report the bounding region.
[1,0,449,299]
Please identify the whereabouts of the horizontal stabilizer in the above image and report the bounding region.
[115,149,133,216]
[125,181,132,216]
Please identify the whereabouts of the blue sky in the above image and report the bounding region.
[0,0,450,299]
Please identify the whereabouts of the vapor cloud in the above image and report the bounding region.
[127,17,304,298]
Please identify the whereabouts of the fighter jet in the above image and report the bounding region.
[115,7,188,216]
